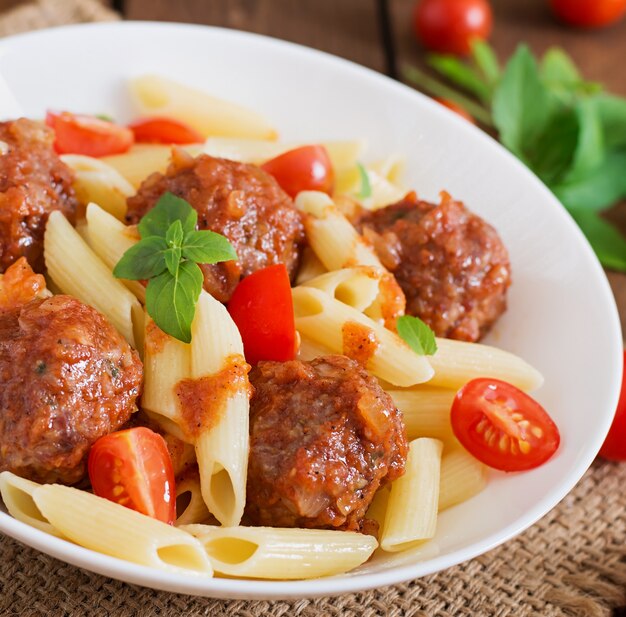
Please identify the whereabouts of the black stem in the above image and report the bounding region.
[376,0,397,80]
[111,0,126,16]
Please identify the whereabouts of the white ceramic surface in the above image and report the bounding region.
[0,22,622,600]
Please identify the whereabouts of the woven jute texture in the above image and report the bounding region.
[1,2,626,616]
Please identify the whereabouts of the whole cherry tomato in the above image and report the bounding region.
[550,0,626,28]
[599,350,626,461]
[413,0,493,55]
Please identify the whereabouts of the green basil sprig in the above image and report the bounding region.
[396,315,438,356]
[114,193,237,343]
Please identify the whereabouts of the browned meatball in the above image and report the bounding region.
[246,355,407,532]
[126,150,305,302]
[358,192,511,342]
[0,119,78,273]
[0,295,143,484]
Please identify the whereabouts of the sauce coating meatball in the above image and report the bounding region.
[246,355,407,532]
[0,119,78,273]
[358,192,511,342]
[126,151,305,302]
[0,295,143,484]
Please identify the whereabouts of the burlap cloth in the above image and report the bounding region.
[1,2,626,616]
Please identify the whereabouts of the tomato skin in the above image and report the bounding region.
[227,264,296,365]
[261,145,334,198]
[46,111,134,157]
[129,117,204,144]
[413,0,493,55]
[451,378,560,472]
[88,427,176,524]
[434,98,475,123]
[550,0,626,28]
[599,350,626,460]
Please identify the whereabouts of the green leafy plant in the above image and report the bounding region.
[396,315,438,355]
[405,41,626,271]
[114,193,238,343]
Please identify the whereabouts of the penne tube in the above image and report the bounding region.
[438,449,488,512]
[33,484,213,575]
[429,338,544,392]
[380,438,443,552]
[292,286,433,386]
[0,472,62,537]
[295,247,327,285]
[175,471,213,527]
[334,165,405,210]
[364,485,390,530]
[181,524,377,579]
[60,154,135,221]
[386,387,456,441]
[297,335,333,362]
[130,75,277,140]
[43,211,143,350]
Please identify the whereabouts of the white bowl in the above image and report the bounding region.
[0,21,622,600]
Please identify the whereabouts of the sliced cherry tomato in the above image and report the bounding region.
[227,264,296,365]
[46,111,134,157]
[88,427,176,524]
[599,350,626,461]
[550,0,626,28]
[261,145,334,198]
[434,98,475,123]
[413,0,493,55]
[451,378,560,472]
[128,117,204,144]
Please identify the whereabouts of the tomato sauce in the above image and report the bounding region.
[342,321,379,368]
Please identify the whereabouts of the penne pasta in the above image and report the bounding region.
[380,438,443,552]
[334,164,406,210]
[297,335,333,362]
[181,524,378,579]
[0,471,62,537]
[175,470,213,527]
[130,75,277,141]
[438,449,488,512]
[292,286,433,386]
[32,484,213,575]
[295,247,327,285]
[43,211,143,350]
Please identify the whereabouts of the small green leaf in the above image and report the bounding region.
[164,247,182,276]
[356,163,372,199]
[95,113,114,123]
[396,315,438,356]
[595,95,626,150]
[145,261,204,343]
[569,209,626,272]
[541,48,580,86]
[166,220,184,248]
[138,192,198,239]
[564,98,605,183]
[470,40,500,87]
[182,230,238,264]
[112,236,169,280]
[428,54,491,103]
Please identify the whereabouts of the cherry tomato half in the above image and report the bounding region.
[451,378,561,472]
[227,263,297,365]
[128,117,204,144]
[261,145,334,198]
[434,98,475,123]
[46,111,134,157]
[599,350,626,461]
[413,0,493,55]
[550,0,626,28]
[88,427,176,524]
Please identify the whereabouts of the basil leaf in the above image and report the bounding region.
[492,45,554,158]
[569,209,626,272]
[182,230,238,264]
[396,315,438,356]
[470,40,500,87]
[356,163,372,199]
[428,54,491,103]
[164,247,182,276]
[596,95,626,150]
[112,236,169,280]
[138,192,198,239]
[541,48,580,86]
[145,261,204,343]
[564,98,605,183]
[166,219,184,248]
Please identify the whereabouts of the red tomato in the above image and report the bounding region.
[413,0,493,55]
[88,427,176,524]
[46,111,134,157]
[599,350,626,460]
[550,0,626,28]
[434,98,475,123]
[128,117,204,144]
[261,145,334,198]
[227,264,296,365]
[451,378,561,472]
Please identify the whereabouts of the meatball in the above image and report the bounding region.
[246,355,407,532]
[357,191,511,342]
[0,295,143,484]
[126,150,305,302]
[0,119,78,273]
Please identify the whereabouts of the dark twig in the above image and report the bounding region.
[376,0,398,79]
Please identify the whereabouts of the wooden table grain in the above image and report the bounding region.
[122,0,626,339]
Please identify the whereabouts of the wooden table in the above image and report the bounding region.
[119,0,626,338]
